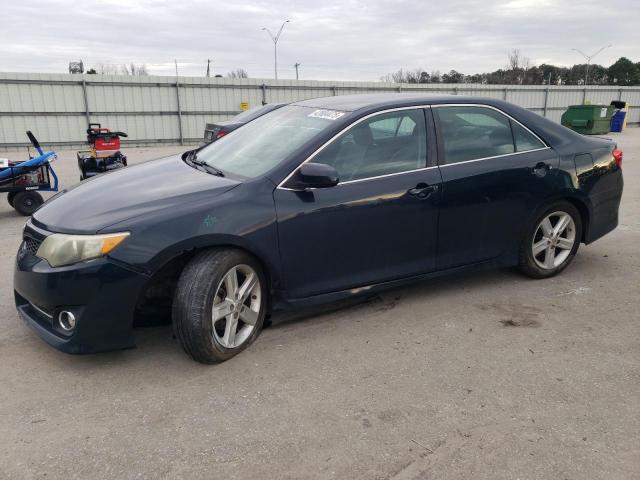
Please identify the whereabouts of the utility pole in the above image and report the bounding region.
[294,62,301,80]
[206,59,211,77]
[262,20,290,80]
[174,59,179,77]
[571,44,612,86]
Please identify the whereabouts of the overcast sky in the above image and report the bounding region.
[1,0,638,81]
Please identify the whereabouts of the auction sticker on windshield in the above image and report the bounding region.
[308,109,346,121]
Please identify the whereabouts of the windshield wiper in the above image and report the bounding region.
[187,150,203,164]
[201,164,225,177]
[184,151,225,176]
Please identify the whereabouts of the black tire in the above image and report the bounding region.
[518,201,582,279]
[172,248,267,363]
[7,191,17,207]
[12,191,44,216]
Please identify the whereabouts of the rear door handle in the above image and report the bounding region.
[408,183,439,199]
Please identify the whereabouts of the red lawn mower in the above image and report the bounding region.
[77,123,128,180]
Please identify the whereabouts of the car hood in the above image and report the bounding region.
[33,155,240,234]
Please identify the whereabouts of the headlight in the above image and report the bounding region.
[36,232,130,267]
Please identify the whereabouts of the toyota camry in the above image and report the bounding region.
[14,94,623,363]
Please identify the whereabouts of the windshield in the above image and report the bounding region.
[196,105,346,178]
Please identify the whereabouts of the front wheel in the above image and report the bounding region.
[518,202,582,279]
[7,191,17,207]
[173,249,267,363]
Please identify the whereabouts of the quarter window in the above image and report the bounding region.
[512,121,546,152]
[313,109,427,182]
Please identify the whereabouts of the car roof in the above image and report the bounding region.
[291,93,502,112]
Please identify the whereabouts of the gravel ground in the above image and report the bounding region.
[0,133,638,480]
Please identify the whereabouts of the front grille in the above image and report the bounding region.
[22,237,41,255]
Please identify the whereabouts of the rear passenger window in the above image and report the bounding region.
[435,106,515,163]
[512,121,546,152]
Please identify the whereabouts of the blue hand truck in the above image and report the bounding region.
[0,131,59,216]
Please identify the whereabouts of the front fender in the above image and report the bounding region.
[105,179,282,287]
[139,233,283,289]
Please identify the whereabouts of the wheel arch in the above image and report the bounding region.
[562,195,591,243]
[132,237,278,327]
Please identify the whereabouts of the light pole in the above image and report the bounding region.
[572,44,612,86]
[294,62,301,80]
[262,20,290,80]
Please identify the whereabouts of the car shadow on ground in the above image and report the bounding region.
[135,267,526,355]
[16,267,512,371]
[267,267,523,328]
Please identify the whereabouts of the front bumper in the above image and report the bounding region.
[14,226,149,354]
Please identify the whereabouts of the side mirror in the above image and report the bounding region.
[295,162,339,189]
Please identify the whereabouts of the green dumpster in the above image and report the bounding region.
[561,105,615,135]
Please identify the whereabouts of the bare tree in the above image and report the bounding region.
[380,67,430,84]
[120,63,148,76]
[508,49,521,70]
[405,67,428,83]
[95,63,147,75]
[506,49,532,84]
[392,68,406,83]
[97,64,119,75]
[227,68,249,79]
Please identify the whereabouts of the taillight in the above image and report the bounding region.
[613,149,623,168]
[216,130,227,139]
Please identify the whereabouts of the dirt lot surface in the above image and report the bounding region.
[0,134,638,479]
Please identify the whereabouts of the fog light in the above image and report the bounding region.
[58,311,76,331]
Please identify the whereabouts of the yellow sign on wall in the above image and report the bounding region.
[240,102,250,111]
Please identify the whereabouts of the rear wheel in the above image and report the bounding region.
[12,191,44,216]
[172,249,267,363]
[7,191,17,207]
[518,202,582,278]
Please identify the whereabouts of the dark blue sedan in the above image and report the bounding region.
[14,94,624,363]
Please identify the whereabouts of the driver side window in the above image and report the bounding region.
[313,109,427,183]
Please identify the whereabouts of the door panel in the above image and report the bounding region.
[436,148,560,269]
[274,168,442,298]
[274,107,441,299]
[432,105,559,270]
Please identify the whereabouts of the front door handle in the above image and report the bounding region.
[408,183,439,199]
[532,162,552,177]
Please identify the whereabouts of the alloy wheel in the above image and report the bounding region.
[531,211,576,270]
[211,264,261,348]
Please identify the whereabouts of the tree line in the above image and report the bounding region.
[381,50,640,86]
[82,64,249,78]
